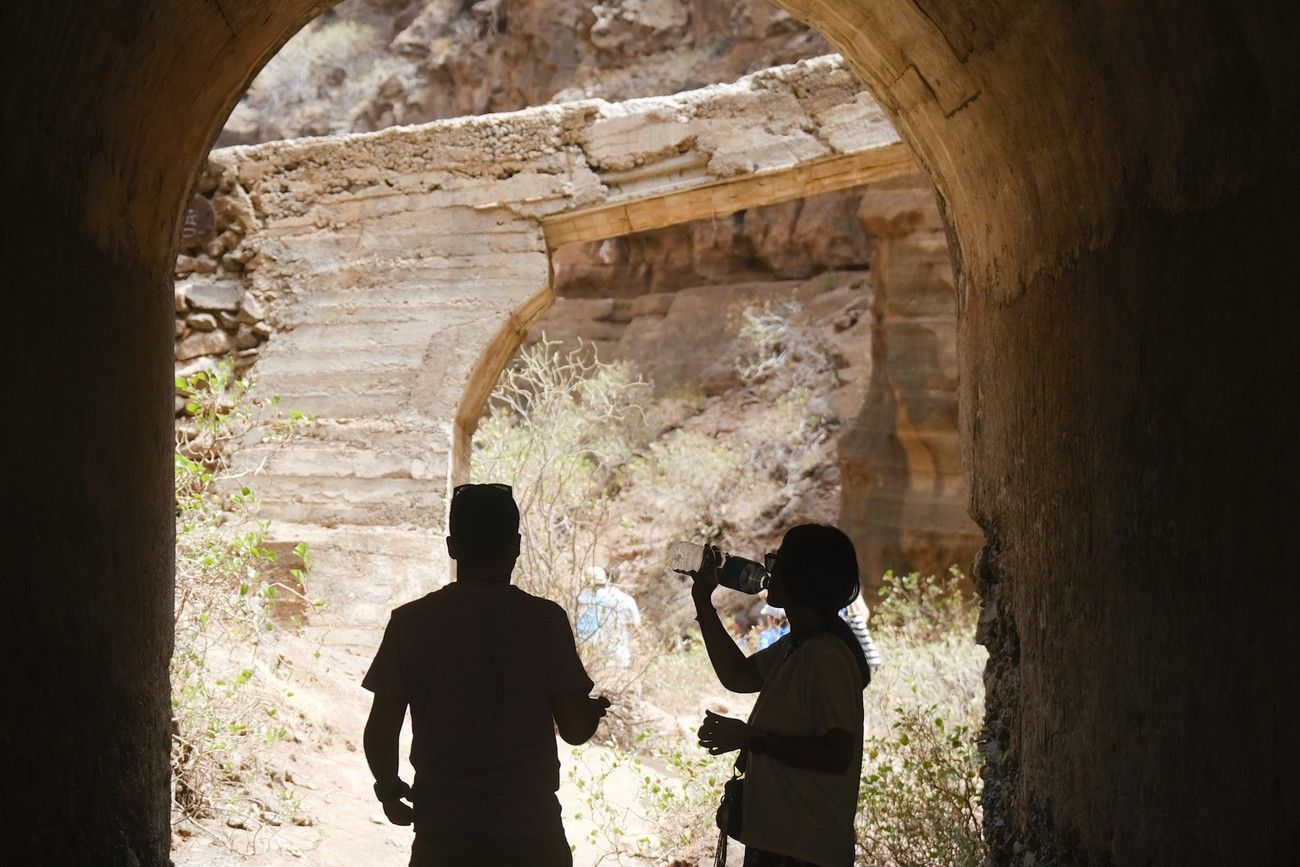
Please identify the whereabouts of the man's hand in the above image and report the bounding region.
[381,796,415,826]
[697,709,752,755]
[373,778,414,826]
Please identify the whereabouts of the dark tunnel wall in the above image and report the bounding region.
[779,0,1300,862]
[3,3,335,862]
[3,1,1299,863]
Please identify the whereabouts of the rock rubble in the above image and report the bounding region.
[172,161,276,413]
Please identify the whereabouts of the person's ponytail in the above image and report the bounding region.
[822,608,872,689]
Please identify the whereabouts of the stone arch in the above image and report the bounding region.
[6,2,1298,864]
[206,57,910,616]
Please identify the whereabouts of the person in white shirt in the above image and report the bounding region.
[691,524,871,867]
[576,565,642,667]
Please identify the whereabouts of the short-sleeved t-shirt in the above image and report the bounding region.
[741,632,864,867]
[362,581,594,836]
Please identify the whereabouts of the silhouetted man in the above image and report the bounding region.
[363,483,609,866]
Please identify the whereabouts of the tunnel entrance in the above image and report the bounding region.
[10,1,1299,865]
[164,12,986,856]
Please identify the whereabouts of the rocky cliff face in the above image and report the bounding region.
[219,0,829,144]
[534,173,983,587]
[840,177,982,589]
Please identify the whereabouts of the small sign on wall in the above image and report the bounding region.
[179,194,215,250]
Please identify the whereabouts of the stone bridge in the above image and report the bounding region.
[214,56,921,625]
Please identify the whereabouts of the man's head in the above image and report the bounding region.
[446,483,520,571]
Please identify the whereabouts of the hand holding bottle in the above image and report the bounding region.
[675,543,720,605]
[669,540,770,596]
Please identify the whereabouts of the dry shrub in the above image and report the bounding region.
[471,338,657,736]
[857,568,986,866]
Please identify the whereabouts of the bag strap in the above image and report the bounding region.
[716,747,750,866]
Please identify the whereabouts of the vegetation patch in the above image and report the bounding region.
[172,362,320,850]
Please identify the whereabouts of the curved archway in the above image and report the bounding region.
[7,2,1299,863]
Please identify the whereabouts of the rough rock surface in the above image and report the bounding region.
[218,0,830,144]
[537,173,980,592]
[170,161,279,403]
[188,57,979,624]
[838,175,981,590]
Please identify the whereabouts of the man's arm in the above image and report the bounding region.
[551,691,611,745]
[364,693,414,825]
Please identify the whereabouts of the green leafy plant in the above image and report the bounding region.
[873,566,977,644]
[172,361,317,844]
[857,705,984,867]
[856,568,985,865]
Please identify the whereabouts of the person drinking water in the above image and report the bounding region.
[688,524,871,867]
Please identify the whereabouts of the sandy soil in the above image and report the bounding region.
[171,626,669,867]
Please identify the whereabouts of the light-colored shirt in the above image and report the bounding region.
[741,632,864,866]
[575,584,641,667]
[362,582,593,836]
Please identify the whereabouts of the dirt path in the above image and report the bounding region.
[172,626,661,867]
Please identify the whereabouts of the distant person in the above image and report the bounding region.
[691,524,870,867]
[755,604,790,650]
[575,565,642,668]
[362,483,610,867]
[764,599,879,666]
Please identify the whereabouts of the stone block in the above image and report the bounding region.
[180,278,243,312]
[176,329,233,361]
[185,312,218,331]
[237,293,266,324]
[549,297,615,321]
[631,295,676,318]
[234,325,260,350]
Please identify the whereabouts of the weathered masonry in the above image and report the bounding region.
[212,56,926,625]
[7,2,1298,864]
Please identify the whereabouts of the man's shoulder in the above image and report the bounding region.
[387,589,453,625]
[509,587,568,619]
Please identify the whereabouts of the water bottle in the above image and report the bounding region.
[666,541,770,594]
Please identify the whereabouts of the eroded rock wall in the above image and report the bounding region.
[171,161,276,408]
[839,175,979,590]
